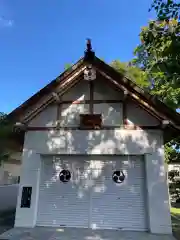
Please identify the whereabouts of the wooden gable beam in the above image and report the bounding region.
[89,81,94,114]
[96,68,180,130]
[23,66,86,123]
[122,90,128,127]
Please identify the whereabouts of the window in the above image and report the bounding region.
[80,114,102,129]
[21,186,32,208]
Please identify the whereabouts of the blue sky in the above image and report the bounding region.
[0,0,154,113]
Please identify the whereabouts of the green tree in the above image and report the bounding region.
[133,19,180,109]
[64,63,72,70]
[0,113,13,166]
[150,0,180,20]
[133,2,180,164]
[110,60,150,89]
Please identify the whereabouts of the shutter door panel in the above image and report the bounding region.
[36,156,90,227]
[37,155,147,231]
[90,156,147,231]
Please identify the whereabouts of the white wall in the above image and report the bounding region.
[15,129,172,234]
[60,103,89,127]
[27,78,160,129]
[94,103,123,126]
[3,163,21,177]
[17,78,171,233]
[0,152,22,185]
[127,100,160,126]
[145,152,172,234]
[28,105,57,127]
[15,151,41,227]
[62,81,90,101]
[94,78,123,100]
[61,77,123,101]
[60,103,123,127]
[168,164,180,172]
[0,184,19,211]
[21,129,158,155]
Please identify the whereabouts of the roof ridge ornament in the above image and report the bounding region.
[87,39,92,52]
[84,38,95,61]
[84,65,96,81]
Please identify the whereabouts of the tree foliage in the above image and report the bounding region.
[133,19,180,109]
[150,0,180,20]
[0,113,13,165]
[64,63,72,70]
[110,60,150,89]
[133,1,180,163]
[168,169,180,202]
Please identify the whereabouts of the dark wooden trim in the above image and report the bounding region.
[27,127,56,131]
[56,101,62,126]
[89,81,94,114]
[122,103,127,125]
[26,125,162,131]
[99,71,168,122]
[95,57,180,124]
[24,76,84,123]
[80,114,102,129]
[130,98,162,122]
[122,92,128,126]
[8,55,180,137]
[96,66,180,128]
[8,58,85,120]
[97,73,125,96]
[56,99,123,105]
[24,98,54,124]
[6,159,21,165]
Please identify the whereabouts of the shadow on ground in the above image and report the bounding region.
[0,209,15,235]
[172,214,180,240]
[0,227,176,240]
[171,205,180,240]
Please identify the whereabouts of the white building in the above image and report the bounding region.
[8,44,180,235]
[168,163,180,173]
[0,152,21,185]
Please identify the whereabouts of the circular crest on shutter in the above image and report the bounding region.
[59,170,71,183]
[112,170,125,184]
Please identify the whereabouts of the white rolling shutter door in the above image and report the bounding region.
[90,155,147,231]
[36,155,147,231]
[36,156,90,227]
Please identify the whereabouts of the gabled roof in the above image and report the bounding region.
[8,57,85,121]
[8,43,180,138]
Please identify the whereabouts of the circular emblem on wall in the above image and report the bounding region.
[112,170,125,184]
[59,170,71,183]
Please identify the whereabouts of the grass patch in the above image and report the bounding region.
[171,208,180,240]
[171,208,180,216]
